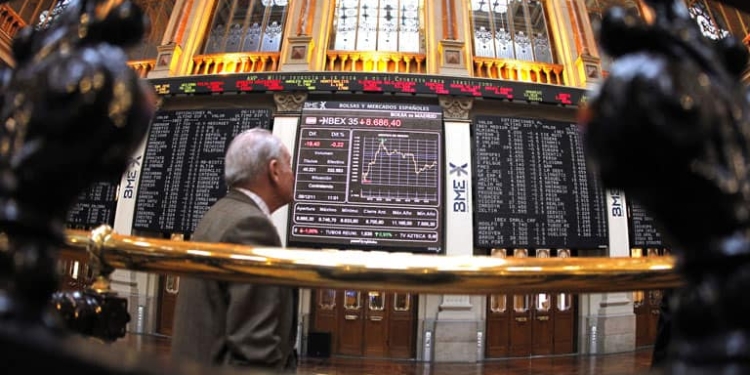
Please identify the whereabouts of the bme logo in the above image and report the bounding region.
[450,162,469,212]
[610,189,623,217]
[128,155,142,168]
[122,156,142,199]
[449,162,468,176]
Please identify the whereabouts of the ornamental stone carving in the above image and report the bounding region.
[439,96,473,120]
[273,92,308,113]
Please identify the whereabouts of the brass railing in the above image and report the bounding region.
[473,57,566,85]
[63,225,680,294]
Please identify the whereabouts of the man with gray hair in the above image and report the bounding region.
[171,128,298,373]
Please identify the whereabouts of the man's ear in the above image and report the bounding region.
[268,158,281,182]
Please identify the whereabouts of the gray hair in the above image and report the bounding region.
[224,128,285,188]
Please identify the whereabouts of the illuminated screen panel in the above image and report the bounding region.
[472,115,608,249]
[288,101,445,253]
[150,73,584,106]
[66,180,119,227]
[628,200,668,248]
[133,108,271,234]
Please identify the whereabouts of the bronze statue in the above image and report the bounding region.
[580,0,750,373]
[0,0,155,321]
[0,2,275,374]
[0,0,157,368]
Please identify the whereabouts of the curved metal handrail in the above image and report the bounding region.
[64,225,680,294]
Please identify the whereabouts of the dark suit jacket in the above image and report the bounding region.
[170,189,298,373]
[651,288,673,369]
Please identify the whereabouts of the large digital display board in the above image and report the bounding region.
[287,101,444,253]
[133,108,271,234]
[472,115,608,249]
[149,72,584,106]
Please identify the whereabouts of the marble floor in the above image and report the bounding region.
[110,333,656,375]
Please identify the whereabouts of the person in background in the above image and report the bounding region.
[651,247,676,369]
[651,287,673,369]
[171,128,298,373]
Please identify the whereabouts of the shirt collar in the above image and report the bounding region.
[235,187,271,217]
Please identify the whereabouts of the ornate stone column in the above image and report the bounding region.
[429,95,481,363]
[568,0,603,88]
[271,91,309,356]
[281,0,316,71]
[438,0,470,76]
[575,49,603,88]
[150,42,183,78]
[148,0,192,78]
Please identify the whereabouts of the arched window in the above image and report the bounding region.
[686,0,730,40]
[9,0,175,61]
[204,0,288,54]
[470,0,554,63]
[7,0,68,29]
[329,0,422,52]
[715,4,750,39]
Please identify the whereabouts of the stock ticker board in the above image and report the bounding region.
[628,200,667,248]
[66,180,119,227]
[472,115,608,249]
[287,101,444,253]
[133,108,271,234]
[149,73,585,106]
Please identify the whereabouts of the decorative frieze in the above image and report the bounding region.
[273,92,308,113]
[439,96,473,120]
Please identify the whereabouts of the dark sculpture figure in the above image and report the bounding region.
[580,0,750,373]
[0,0,163,370]
[0,0,154,322]
[0,2,272,374]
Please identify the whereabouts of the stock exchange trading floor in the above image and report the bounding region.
[108,333,654,375]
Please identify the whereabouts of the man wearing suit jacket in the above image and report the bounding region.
[171,128,298,373]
